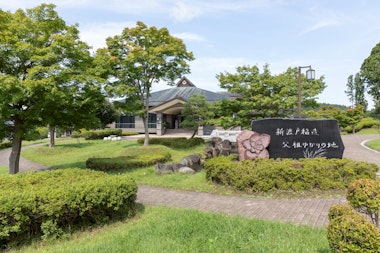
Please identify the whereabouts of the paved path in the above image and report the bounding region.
[0,134,379,227]
[0,144,49,172]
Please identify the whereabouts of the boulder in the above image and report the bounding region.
[178,167,196,174]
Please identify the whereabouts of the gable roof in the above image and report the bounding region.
[176,76,195,87]
[149,86,229,107]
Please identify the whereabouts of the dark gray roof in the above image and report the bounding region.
[149,86,229,107]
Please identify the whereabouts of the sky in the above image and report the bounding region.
[2,0,380,109]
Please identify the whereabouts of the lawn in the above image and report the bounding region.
[0,166,8,175]
[7,206,331,253]
[366,138,380,151]
[21,139,235,194]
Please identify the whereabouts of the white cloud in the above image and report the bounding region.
[301,18,340,35]
[170,1,203,22]
[80,21,135,50]
[173,32,205,42]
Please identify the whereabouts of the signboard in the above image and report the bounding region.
[251,119,345,159]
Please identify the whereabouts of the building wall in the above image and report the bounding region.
[113,116,157,134]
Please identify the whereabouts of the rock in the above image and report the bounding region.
[178,167,196,174]
[180,154,202,171]
[155,162,183,175]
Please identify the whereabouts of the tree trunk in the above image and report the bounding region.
[191,129,197,138]
[9,117,22,174]
[143,89,150,146]
[143,112,149,146]
[49,125,55,147]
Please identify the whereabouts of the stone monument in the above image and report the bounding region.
[251,118,345,159]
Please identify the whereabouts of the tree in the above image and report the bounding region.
[305,105,364,133]
[180,94,215,138]
[345,73,367,110]
[360,41,380,113]
[104,21,194,146]
[0,4,105,173]
[214,64,326,128]
[344,105,365,134]
[96,99,120,129]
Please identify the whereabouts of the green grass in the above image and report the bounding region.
[21,139,228,193]
[7,206,331,253]
[366,138,380,151]
[357,127,380,135]
[21,138,205,170]
[0,166,8,175]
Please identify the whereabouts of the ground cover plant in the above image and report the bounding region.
[71,129,138,140]
[137,137,205,149]
[6,206,331,253]
[85,149,171,171]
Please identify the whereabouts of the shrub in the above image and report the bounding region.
[71,129,123,140]
[137,137,205,149]
[0,141,11,150]
[327,204,357,221]
[327,206,380,252]
[347,179,380,228]
[86,152,171,171]
[0,168,137,248]
[204,156,378,192]
[345,117,380,133]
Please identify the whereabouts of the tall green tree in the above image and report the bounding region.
[214,65,326,128]
[180,94,215,138]
[345,73,367,110]
[0,4,105,173]
[104,21,194,146]
[360,41,380,113]
[96,98,120,129]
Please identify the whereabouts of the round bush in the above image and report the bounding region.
[327,211,380,252]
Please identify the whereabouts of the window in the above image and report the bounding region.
[116,115,135,128]
[148,113,157,128]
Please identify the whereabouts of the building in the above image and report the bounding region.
[111,76,231,135]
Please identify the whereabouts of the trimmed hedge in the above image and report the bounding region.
[204,156,378,192]
[137,137,205,149]
[71,129,123,140]
[0,168,137,248]
[86,152,171,171]
[327,204,380,252]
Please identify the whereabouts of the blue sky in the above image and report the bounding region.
[3,0,380,109]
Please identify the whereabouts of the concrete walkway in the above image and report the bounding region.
[1,134,379,227]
